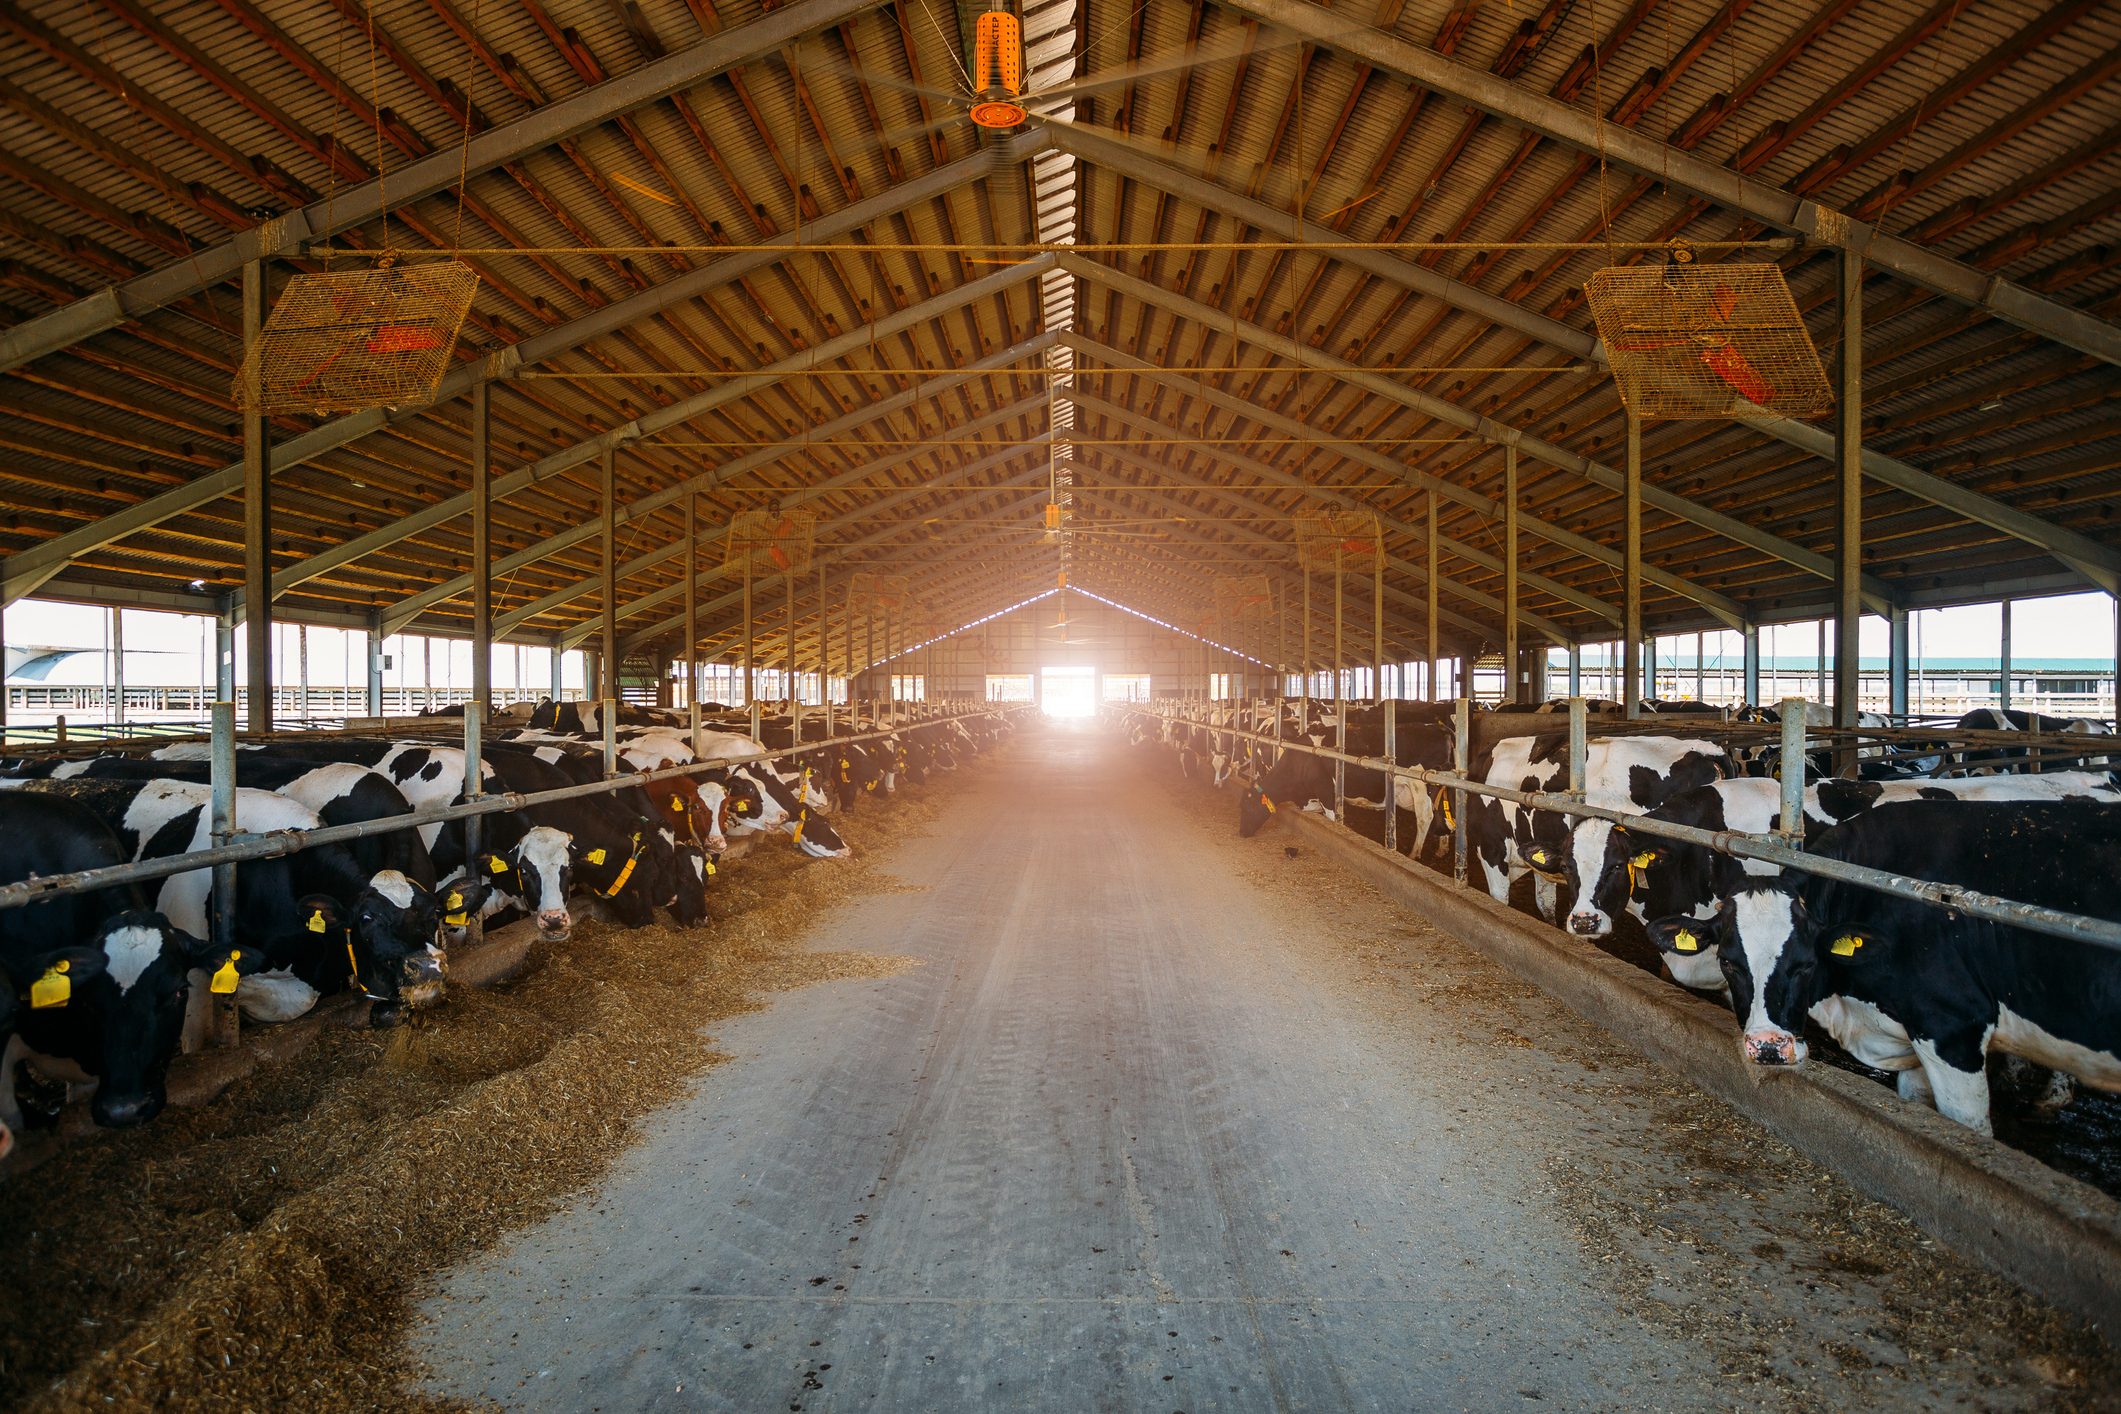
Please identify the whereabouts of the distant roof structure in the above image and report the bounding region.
[0,0,2112,670]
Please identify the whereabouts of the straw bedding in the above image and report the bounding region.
[0,776,959,1412]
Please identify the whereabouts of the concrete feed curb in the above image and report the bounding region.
[1285,808,2121,1335]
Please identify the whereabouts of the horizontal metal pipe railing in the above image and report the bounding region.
[1126,704,2121,954]
[0,709,1023,913]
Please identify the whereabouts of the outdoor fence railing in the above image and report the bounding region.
[1122,697,2121,956]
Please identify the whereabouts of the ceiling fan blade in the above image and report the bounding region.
[801,54,968,109]
[1701,343,1776,405]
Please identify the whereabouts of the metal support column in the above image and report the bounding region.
[686,495,701,755]
[242,260,272,733]
[1503,445,1519,705]
[1333,553,1345,820]
[1779,698,1808,846]
[1834,248,1865,729]
[1382,701,1398,854]
[1451,697,1469,886]
[600,447,617,777]
[821,560,833,738]
[362,620,380,715]
[1568,643,1581,698]
[786,565,799,738]
[550,636,564,702]
[1425,491,1439,702]
[1301,570,1311,712]
[467,382,491,871]
[206,701,240,1047]
[1888,607,1911,720]
[1623,412,1642,719]
[1743,623,1762,707]
[2000,599,2013,712]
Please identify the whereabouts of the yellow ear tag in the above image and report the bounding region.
[735,802,750,813]
[1831,934,1863,957]
[488,856,509,874]
[446,891,464,911]
[585,848,608,865]
[669,798,684,811]
[1673,930,1700,954]
[1631,852,1655,869]
[307,910,328,934]
[30,960,70,1009]
[704,859,716,876]
[444,912,469,928]
[211,951,242,994]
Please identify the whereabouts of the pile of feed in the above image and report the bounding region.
[0,779,960,1413]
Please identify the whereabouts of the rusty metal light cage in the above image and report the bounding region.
[1583,259,1832,419]
[1294,511,1381,573]
[850,571,911,614]
[725,509,817,574]
[1213,574,1272,620]
[233,259,479,414]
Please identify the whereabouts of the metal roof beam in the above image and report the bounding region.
[2,134,1054,607]
[474,433,1054,640]
[1058,392,1624,628]
[0,0,898,371]
[1218,0,2121,369]
[1059,334,1747,628]
[1057,253,1898,612]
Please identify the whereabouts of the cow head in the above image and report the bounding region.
[67,911,257,1128]
[472,826,574,939]
[1652,878,1827,1066]
[2,944,115,1151]
[1564,823,1664,937]
[573,827,659,927]
[1237,784,1278,838]
[786,803,850,858]
[326,869,489,1026]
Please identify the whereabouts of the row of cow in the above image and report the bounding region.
[0,704,1021,1165]
[1119,700,2121,1140]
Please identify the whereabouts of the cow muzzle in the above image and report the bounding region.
[92,1089,162,1129]
[399,948,449,1009]
[1567,911,1606,937]
[537,908,573,940]
[1743,1029,1806,1067]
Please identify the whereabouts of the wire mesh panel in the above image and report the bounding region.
[1584,261,1831,418]
[233,260,478,413]
[850,572,911,613]
[725,510,817,574]
[1213,574,1273,620]
[1294,511,1381,573]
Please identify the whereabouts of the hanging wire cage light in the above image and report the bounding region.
[232,257,479,414]
[1583,245,1832,419]
[850,572,911,614]
[1294,510,1382,573]
[1213,574,1273,620]
[725,509,818,574]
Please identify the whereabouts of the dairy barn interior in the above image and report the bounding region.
[3,0,2121,1407]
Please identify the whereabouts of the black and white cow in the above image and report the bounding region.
[475,750,669,929]
[28,755,435,886]
[1647,801,2121,1134]
[1569,772,2121,995]
[450,825,575,941]
[1,910,261,1137]
[1953,707,2114,773]
[1465,734,1736,922]
[2,777,450,1027]
[1238,718,1455,850]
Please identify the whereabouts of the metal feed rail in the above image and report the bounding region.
[0,706,1026,913]
[1134,699,2121,955]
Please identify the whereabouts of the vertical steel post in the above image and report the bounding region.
[685,494,698,744]
[1451,696,1470,887]
[743,557,755,711]
[207,700,240,1048]
[110,607,124,729]
[1834,248,1864,729]
[821,562,833,738]
[1425,491,1439,702]
[1503,445,1519,705]
[1567,696,1587,801]
[1568,642,1581,698]
[1743,623,1761,706]
[550,635,563,702]
[1372,535,1384,705]
[467,381,490,874]
[2000,599,2013,713]
[363,620,381,715]
[1623,411,1642,720]
[1301,569,1311,712]
[1888,607,1911,721]
[1779,696,1807,846]
[240,262,273,733]
[1694,630,1705,704]
[462,703,484,940]
[786,567,800,739]
[1816,618,1827,705]
[1382,700,1398,854]
[1333,551,1345,820]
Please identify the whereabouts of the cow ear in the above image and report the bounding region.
[479,852,512,877]
[442,876,492,922]
[1645,914,1720,957]
[296,894,343,936]
[1819,921,1891,966]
